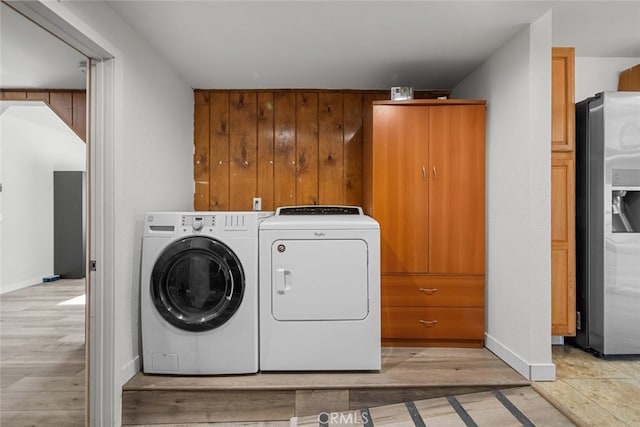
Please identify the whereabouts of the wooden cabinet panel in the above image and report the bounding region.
[382,307,484,340]
[618,64,640,91]
[551,47,576,337]
[428,106,486,274]
[551,153,576,336]
[381,275,484,307]
[551,247,575,336]
[551,47,575,152]
[368,102,485,275]
[372,105,429,273]
[551,155,575,243]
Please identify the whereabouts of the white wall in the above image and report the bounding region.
[451,11,555,381]
[0,103,85,294]
[575,57,640,102]
[44,2,194,425]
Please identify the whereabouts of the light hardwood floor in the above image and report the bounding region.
[0,278,85,427]
[126,386,575,426]
[534,345,640,426]
[1,280,639,426]
[294,386,574,426]
[122,346,530,424]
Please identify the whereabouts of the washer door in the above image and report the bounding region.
[150,236,245,331]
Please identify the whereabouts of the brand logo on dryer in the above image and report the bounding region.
[314,232,326,238]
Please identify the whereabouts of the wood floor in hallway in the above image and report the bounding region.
[0,278,85,427]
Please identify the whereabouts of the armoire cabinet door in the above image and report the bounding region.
[428,105,486,274]
[372,105,429,273]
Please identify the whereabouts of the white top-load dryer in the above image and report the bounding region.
[259,206,380,371]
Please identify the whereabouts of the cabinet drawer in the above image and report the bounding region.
[381,275,484,307]
[382,307,484,340]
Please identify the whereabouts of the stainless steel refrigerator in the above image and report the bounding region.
[574,91,640,356]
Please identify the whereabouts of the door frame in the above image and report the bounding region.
[86,56,117,426]
[6,1,117,424]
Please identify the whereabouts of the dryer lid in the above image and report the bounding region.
[276,205,362,215]
[261,205,379,230]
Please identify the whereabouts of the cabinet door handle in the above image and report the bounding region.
[418,287,439,295]
[432,165,437,178]
[419,319,439,327]
[422,165,427,180]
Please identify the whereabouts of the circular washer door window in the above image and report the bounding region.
[150,236,245,331]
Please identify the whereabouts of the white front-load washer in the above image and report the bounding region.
[141,211,264,375]
[259,206,381,371]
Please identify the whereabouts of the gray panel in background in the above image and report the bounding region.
[54,171,86,279]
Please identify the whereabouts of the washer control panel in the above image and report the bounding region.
[182,215,215,231]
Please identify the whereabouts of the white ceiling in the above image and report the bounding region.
[0,2,87,90]
[1,1,639,91]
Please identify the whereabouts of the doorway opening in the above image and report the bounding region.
[0,6,89,421]
[1,1,115,424]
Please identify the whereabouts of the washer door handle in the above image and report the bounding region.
[276,268,292,294]
[225,277,234,300]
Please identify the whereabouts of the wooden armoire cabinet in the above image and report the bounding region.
[551,47,576,336]
[364,99,486,347]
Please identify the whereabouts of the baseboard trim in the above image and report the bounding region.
[530,362,556,381]
[485,333,555,381]
[0,278,42,295]
[122,355,140,382]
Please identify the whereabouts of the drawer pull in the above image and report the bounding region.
[418,319,439,327]
[418,287,439,295]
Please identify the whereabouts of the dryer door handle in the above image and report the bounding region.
[276,268,292,294]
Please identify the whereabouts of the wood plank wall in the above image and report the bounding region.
[194,89,448,211]
[1,89,87,141]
